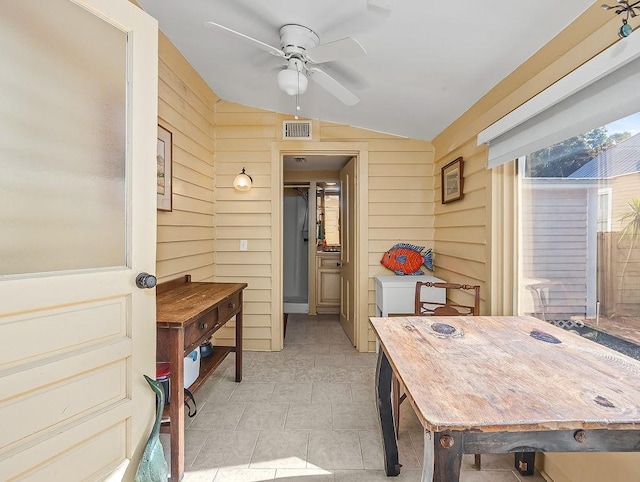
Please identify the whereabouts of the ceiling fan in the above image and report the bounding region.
[204,22,366,106]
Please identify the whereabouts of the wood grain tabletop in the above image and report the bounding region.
[370,315,640,434]
[156,282,247,325]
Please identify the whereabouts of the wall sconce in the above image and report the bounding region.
[233,167,253,192]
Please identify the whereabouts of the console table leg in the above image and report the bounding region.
[169,328,185,482]
[235,292,243,382]
[376,349,400,476]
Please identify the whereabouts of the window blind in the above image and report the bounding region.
[479,33,640,169]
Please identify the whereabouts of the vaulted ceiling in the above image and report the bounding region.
[137,0,595,141]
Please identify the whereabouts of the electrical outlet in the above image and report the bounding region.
[240,239,248,251]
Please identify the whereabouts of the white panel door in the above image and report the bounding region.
[0,1,158,480]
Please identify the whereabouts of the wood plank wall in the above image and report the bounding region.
[156,32,218,283]
[319,124,436,352]
[432,137,488,307]
[211,102,276,351]
[430,6,639,482]
[212,103,435,351]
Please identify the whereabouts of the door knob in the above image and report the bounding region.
[136,272,157,289]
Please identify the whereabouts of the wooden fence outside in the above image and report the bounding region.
[598,232,640,316]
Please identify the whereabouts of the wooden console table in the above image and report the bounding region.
[156,275,247,482]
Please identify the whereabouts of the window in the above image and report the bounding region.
[518,112,640,356]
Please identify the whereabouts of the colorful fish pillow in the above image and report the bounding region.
[380,243,433,275]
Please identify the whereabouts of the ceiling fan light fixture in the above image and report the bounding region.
[277,67,308,96]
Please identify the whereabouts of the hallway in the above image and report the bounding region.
[171,314,545,481]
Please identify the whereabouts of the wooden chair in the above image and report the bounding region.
[414,281,480,317]
[391,281,482,469]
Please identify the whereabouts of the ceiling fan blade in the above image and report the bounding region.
[307,37,366,64]
[307,67,360,106]
[204,21,285,58]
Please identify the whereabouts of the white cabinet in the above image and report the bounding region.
[375,275,446,316]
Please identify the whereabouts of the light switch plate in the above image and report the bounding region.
[240,239,248,251]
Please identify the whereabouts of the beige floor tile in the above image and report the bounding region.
[314,353,346,367]
[284,343,331,355]
[271,382,313,403]
[332,402,379,430]
[397,400,423,430]
[307,430,363,470]
[350,383,375,403]
[282,354,316,369]
[358,430,383,469]
[196,376,238,403]
[188,401,247,430]
[285,402,332,430]
[213,468,275,481]
[330,366,374,383]
[183,429,212,468]
[397,430,421,469]
[250,431,309,469]
[459,470,521,481]
[242,366,297,383]
[311,382,352,403]
[294,366,333,383]
[236,402,288,431]
[407,429,424,461]
[229,382,276,402]
[329,344,360,354]
[334,469,423,481]
[191,430,259,470]
[274,468,335,481]
[249,352,286,367]
[343,353,378,367]
[182,467,218,482]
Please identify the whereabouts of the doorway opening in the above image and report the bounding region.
[282,153,352,337]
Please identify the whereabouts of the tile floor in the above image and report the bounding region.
[164,313,546,482]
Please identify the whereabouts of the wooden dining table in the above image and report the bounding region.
[369,315,640,481]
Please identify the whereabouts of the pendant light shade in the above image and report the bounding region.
[277,68,308,96]
[277,60,308,96]
[233,167,253,192]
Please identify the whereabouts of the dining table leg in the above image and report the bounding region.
[422,431,463,482]
[375,349,401,476]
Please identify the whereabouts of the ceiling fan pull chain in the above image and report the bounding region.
[295,68,301,119]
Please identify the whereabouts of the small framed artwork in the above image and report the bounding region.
[441,156,464,204]
[157,124,173,211]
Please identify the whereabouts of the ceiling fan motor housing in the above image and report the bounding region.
[279,24,320,59]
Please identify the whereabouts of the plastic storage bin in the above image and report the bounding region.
[156,362,171,404]
[183,348,201,389]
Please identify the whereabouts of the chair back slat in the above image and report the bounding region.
[414,281,481,316]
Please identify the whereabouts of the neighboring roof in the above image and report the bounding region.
[569,133,640,179]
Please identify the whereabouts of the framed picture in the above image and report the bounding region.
[441,157,464,204]
[157,124,173,211]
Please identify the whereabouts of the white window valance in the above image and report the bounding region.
[479,32,640,169]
